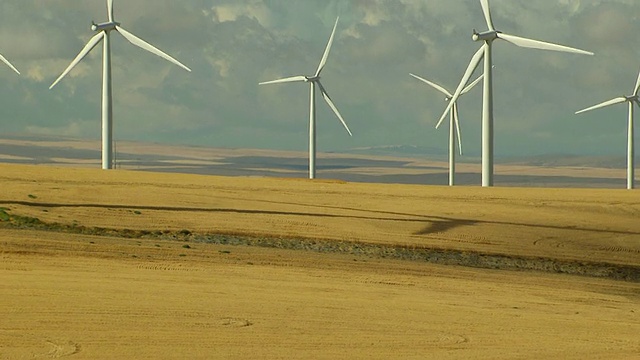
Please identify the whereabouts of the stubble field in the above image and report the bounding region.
[1,163,639,359]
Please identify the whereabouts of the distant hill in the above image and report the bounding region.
[342,144,448,158]
[0,135,635,189]
[502,154,626,169]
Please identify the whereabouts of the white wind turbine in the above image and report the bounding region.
[50,0,191,170]
[410,73,483,186]
[259,17,352,180]
[437,0,593,187]
[0,53,20,75]
[575,69,640,190]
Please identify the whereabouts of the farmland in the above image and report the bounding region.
[1,163,639,359]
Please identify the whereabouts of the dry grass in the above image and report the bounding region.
[1,163,638,265]
[1,163,639,359]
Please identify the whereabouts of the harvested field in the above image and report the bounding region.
[1,163,639,359]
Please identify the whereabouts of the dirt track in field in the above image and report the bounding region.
[1,163,639,358]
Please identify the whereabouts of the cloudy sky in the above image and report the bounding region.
[0,0,638,158]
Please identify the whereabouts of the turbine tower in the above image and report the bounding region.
[438,0,593,187]
[410,73,483,186]
[50,0,191,170]
[575,69,640,190]
[0,53,20,75]
[259,17,352,180]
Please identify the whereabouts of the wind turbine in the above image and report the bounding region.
[437,0,593,187]
[259,17,352,180]
[575,69,640,190]
[0,53,20,75]
[410,73,483,186]
[49,0,191,170]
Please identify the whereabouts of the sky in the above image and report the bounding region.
[0,0,639,158]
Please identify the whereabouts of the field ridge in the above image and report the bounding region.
[2,209,639,282]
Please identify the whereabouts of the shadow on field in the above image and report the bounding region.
[1,200,444,227]
[213,197,640,237]
[2,200,639,238]
[414,219,478,235]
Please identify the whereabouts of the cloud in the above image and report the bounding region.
[0,0,637,158]
[25,120,93,138]
[209,2,272,26]
[25,65,45,82]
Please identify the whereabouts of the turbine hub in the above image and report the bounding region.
[305,76,320,83]
[472,30,499,42]
[91,21,119,32]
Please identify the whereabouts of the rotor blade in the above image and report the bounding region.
[107,0,114,22]
[0,54,20,75]
[409,73,452,97]
[317,81,352,136]
[497,33,593,56]
[259,75,307,85]
[116,26,191,72]
[575,97,627,114]
[461,74,484,95]
[315,17,339,77]
[453,103,463,156]
[436,45,485,129]
[633,68,640,96]
[50,32,104,89]
[480,0,495,31]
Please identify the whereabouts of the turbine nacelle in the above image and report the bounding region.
[472,29,500,42]
[258,16,352,181]
[625,95,639,102]
[50,0,191,171]
[305,75,320,83]
[91,21,120,32]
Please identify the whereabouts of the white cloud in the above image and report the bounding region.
[26,120,93,138]
[210,2,272,27]
[0,0,637,157]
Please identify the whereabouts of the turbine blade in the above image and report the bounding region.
[453,103,463,156]
[317,81,352,136]
[497,33,594,56]
[315,17,339,77]
[480,0,495,31]
[409,73,452,97]
[436,45,485,129]
[259,75,307,85]
[116,26,191,72]
[107,0,114,22]
[49,32,104,89]
[0,53,20,75]
[633,68,640,96]
[575,97,627,114]
[461,74,484,95]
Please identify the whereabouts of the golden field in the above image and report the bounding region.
[1,163,639,359]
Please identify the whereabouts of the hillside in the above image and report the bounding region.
[0,136,636,188]
[1,163,639,359]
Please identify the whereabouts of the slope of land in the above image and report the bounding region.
[1,136,636,188]
[1,163,639,358]
[1,163,638,267]
[2,229,639,359]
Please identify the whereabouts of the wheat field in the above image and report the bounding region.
[1,163,639,359]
